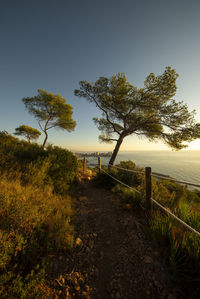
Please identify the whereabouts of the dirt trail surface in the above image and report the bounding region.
[52,181,182,299]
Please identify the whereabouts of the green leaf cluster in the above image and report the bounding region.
[75,67,200,164]
[14,125,41,143]
[23,89,76,147]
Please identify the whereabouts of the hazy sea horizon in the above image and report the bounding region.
[78,150,200,186]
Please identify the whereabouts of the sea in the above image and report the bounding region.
[83,151,200,187]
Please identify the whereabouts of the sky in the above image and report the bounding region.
[0,0,200,152]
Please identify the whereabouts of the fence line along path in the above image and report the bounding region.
[93,156,200,238]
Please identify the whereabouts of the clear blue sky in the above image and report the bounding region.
[1,0,200,151]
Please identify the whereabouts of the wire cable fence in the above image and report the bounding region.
[96,158,200,238]
[100,167,141,194]
[109,164,200,188]
[151,198,200,237]
[108,164,145,174]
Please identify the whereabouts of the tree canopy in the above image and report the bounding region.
[22,89,76,147]
[74,67,200,165]
[14,125,41,143]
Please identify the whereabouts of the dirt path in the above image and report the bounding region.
[68,181,181,299]
[51,180,184,298]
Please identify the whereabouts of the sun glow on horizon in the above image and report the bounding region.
[65,138,200,152]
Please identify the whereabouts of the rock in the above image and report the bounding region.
[79,196,88,201]
[144,256,153,264]
[125,204,131,209]
[74,278,78,285]
[89,240,94,248]
[86,246,90,253]
[75,285,80,291]
[75,237,83,247]
[85,285,90,292]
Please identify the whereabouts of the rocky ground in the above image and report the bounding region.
[50,176,187,299]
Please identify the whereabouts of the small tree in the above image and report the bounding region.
[22,89,76,148]
[14,125,41,143]
[74,67,200,165]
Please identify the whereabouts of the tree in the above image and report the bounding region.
[14,125,41,143]
[74,67,200,165]
[22,89,76,148]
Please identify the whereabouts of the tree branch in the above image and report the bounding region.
[85,90,121,135]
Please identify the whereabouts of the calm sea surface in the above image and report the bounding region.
[85,151,200,186]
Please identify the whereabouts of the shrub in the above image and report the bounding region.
[0,177,74,297]
[112,184,142,209]
[151,211,200,281]
[115,160,144,187]
[94,160,144,191]
[0,131,78,194]
[46,145,78,194]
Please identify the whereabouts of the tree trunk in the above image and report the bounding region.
[42,130,48,148]
[109,135,124,166]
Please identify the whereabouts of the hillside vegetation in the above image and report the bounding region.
[0,130,200,297]
[0,131,78,298]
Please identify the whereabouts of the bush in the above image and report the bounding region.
[115,160,144,187]
[94,160,144,191]
[0,131,78,194]
[0,178,74,297]
[46,145,78,194]
[0,131,76,296]
[112,184,143,209]
[151,212,200,281]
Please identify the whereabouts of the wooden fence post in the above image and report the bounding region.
[98,156,101,172]
[83,157,86,172]
[145,166,152,211]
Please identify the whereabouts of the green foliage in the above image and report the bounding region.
[96,159,200,283]
[0,131,77,296]
[115,160,144,187]
[94,166,118,188]
[94,160,144,190]
[112,184,142,209]
[46,145,78,194]
[14,125,41,143]
[151,212,173,248]
[0,178,73,297]
[75,68,200,164]
[0,131,78,193]
[151,212,200,281]
[22,89,76,147]
[149,176,200,282]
